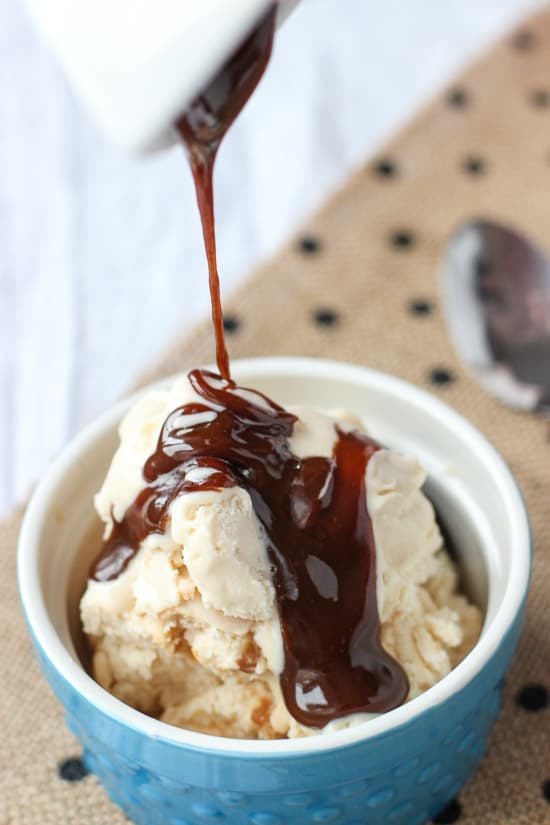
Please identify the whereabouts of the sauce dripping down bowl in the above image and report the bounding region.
[18,357,530,825]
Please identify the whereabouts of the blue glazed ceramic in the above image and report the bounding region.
[18,358,531,825]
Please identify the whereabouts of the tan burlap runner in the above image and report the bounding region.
[3,9,550,825]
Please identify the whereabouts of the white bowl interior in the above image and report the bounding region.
[19,357,530,754]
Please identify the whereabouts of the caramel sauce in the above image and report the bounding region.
[176,7,276,379]
[90,6,409,728]
[92,370,408,725]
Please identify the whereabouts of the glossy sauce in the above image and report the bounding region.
[90,7,409,727]
[176,7,277,379]
[92,370,409,725]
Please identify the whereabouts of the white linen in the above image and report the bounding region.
[0,0,543,513]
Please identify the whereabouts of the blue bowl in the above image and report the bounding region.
[18,358,531,825]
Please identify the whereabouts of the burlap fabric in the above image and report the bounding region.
[3,10,550,825]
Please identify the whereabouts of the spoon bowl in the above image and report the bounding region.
[442,220,550,412]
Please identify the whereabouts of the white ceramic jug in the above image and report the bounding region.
[24,0,299,152]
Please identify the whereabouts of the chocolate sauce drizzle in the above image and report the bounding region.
[90,8,409,728]
[176,7,276,379]
[92,370,409,725]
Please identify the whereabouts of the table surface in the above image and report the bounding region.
[0,0,544,515]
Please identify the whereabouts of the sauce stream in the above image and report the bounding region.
[176,8,276,379]
[90,7,409,728]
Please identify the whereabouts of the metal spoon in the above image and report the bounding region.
[442,220,550,413]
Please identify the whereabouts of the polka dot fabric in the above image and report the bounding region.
[3,9,550,825]
[57,757,89,782]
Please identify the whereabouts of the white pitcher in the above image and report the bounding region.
[24,0,299,152]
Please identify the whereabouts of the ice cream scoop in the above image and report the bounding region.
[81,369,481,738]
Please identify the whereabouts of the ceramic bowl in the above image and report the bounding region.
[18,357,531,825]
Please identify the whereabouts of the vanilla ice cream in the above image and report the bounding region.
[81,373,482,739]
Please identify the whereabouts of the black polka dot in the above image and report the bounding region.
[409,298,433,316]
[447,88,469,108]
[516,683,549,711]
[391,230,415,249]
[374,158,398,178]
[313,308,339,327]
[531,89,550,108]
[223,315,240,334]
[542,780,550,803]
[429,367,455,386]
[58,756,89,782]
[462,156,486,176]
[514,30,534,50]
[432,799,462,824]
[298,236,321,254]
